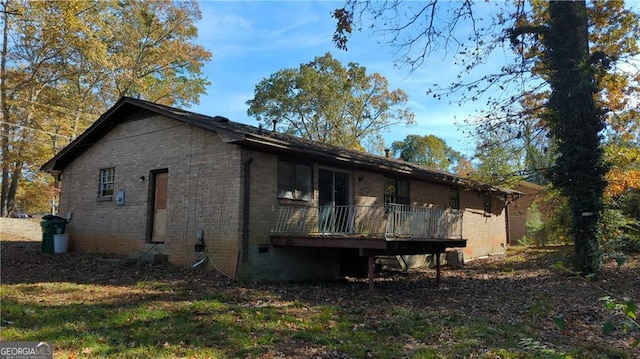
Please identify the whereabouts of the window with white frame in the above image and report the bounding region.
[277,160,311,201]
[99,168,115,198]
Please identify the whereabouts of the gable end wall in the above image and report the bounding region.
[58,115,242,275]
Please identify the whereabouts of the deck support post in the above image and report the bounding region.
[435,252,441,286]
[368,255,375,291]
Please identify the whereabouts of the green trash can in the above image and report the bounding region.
[41,215,69,253]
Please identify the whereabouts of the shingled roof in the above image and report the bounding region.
[41,96,521,198]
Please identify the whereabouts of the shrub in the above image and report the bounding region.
[599,206,640,253]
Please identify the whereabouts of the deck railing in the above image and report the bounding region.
[384,204,463,239]
[272,205,388,236]
[271,204,463,240]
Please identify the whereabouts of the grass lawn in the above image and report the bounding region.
[1,219,638,358]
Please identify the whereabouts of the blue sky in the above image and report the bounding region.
[188,1,492,155]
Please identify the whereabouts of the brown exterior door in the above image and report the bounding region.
[151,171,168,243]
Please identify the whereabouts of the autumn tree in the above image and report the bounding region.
[605,111,640,198]
[509,0,638,273]
[390,134,463,172]
[332,0,639,274]
[0,0,211,216]
[246,52,415,152]
[537,1,609,273]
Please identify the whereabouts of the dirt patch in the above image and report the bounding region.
[0,217,42,242]
[1,217,639,357]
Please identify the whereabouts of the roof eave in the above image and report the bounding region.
[237,134,515,195]
[40,97,240,173]
[41,96,523,198]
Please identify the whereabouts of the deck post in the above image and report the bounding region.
[368,255,375,291]
[435,252,441,286]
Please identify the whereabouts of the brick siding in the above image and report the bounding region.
[58,115,241,276]
[58,114,508,280]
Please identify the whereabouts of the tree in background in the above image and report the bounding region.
[246,52,415,152]
[390,134,463,173]
[333,0,639,274]
[0,0,211,216]
[605,111,640,199]
[601,111,640,253]
[469,113,555,187]
[472,142,520,188]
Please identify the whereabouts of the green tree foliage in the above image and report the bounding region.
[619,190,640,221]
[390,134,462,173]
[599,204,640,253]
[473,144,520,187]
[246,52,415,152]
[471,96,556,187]
[332,0,640,274]
[0,0,211,216]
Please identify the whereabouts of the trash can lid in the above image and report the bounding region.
[42,214,68,222]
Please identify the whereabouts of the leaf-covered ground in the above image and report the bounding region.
[1,218,638,358]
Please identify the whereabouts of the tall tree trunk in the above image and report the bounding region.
[6,160,21,214]
[544,1,608,274]
[1,0,11,217]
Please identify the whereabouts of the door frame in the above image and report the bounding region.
[318,167,351,206]
[318,168,352,234]
[146,169,169,243]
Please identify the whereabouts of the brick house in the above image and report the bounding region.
[42,97,521,284]
[507,181,557,244]
[507,181,543,243]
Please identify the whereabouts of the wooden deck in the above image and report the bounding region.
[270,234,466,253]
[271,204,467,290]
[270,234,387,249]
